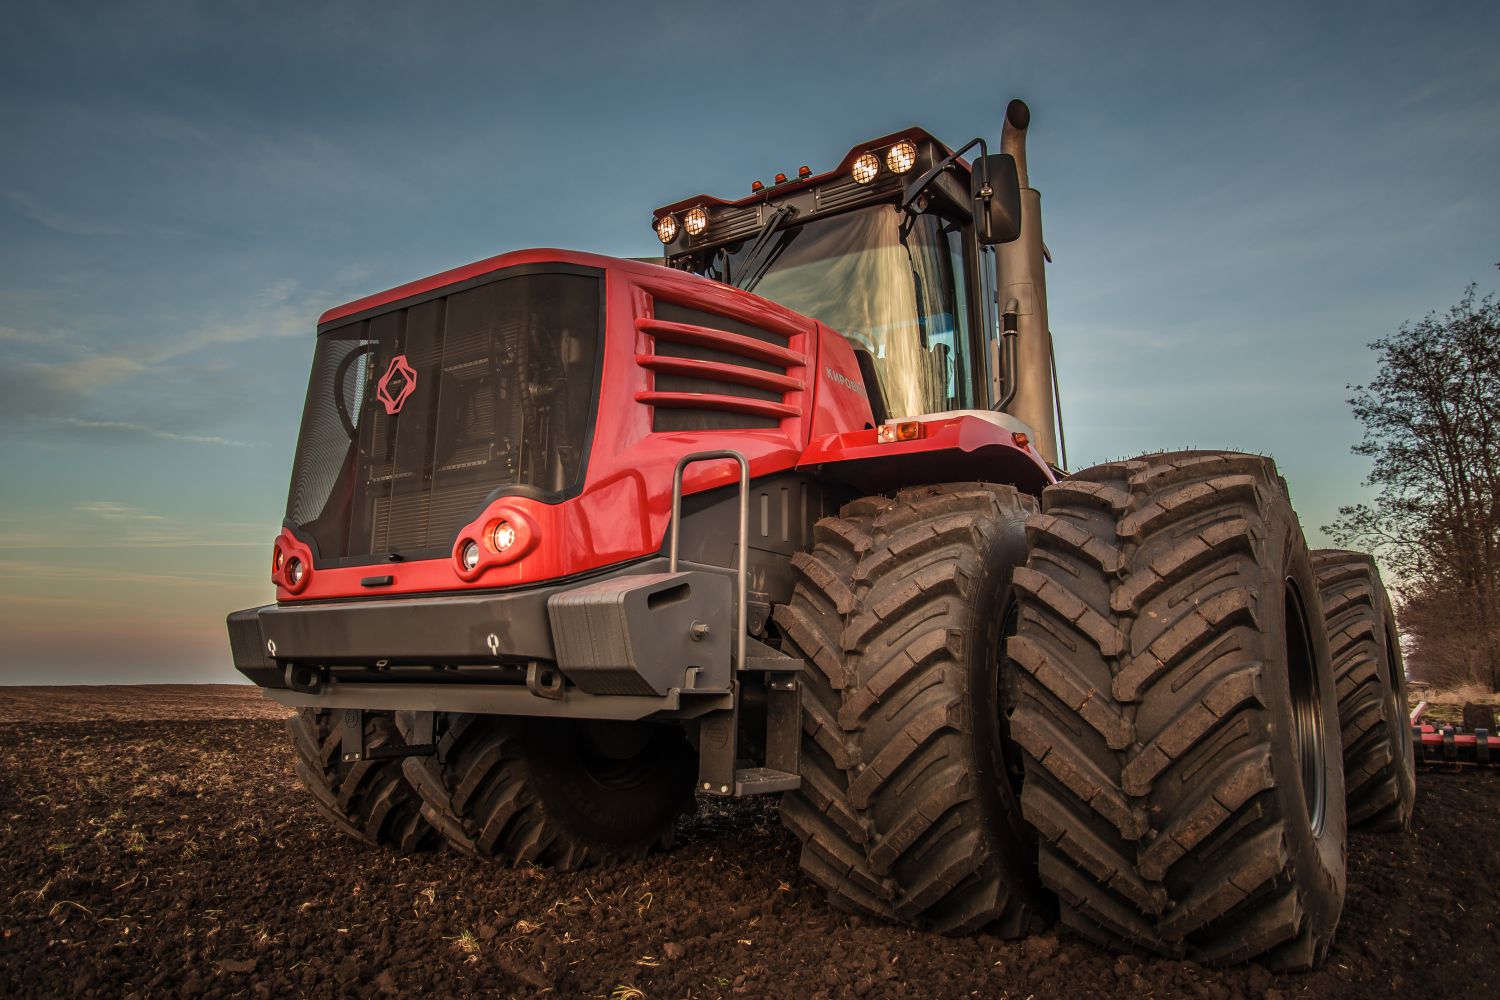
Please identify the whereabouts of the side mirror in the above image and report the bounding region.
[972,153,1021,245]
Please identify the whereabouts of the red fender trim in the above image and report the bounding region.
[798,414,1058,496]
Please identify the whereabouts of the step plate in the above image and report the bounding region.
[731,767,800,796]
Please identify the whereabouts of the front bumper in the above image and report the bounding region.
[227,557,736,720]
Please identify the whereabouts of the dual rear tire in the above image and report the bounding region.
[1008,451,1346,968]
[1311,550,1416,831]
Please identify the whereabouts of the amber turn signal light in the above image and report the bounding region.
[877,421,922,443]
[1012,431,1030,448]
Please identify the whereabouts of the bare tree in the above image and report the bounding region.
[1325,285,1500,688]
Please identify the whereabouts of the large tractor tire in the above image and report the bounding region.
[1010,451,1346,969]
[287,708,436,852]
[400,714,696,869]
[775,483,1053,936]
[1312,549,1416,831]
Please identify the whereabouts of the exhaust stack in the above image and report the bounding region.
[995,99,1058,466]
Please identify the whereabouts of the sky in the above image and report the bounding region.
[1,0,1496,684]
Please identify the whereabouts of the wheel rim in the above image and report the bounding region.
[576,720,657,790]
[1284,579,1328,835]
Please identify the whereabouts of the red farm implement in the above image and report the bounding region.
[1411,702,1500,768]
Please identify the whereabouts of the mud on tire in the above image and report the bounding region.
[1312,549,1416,831]
[775,483,1053,936]
[400,714,696,869]
[287,708,437,851]
[1010,451,1346,969]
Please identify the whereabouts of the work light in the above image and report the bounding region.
[461,541,481,571]
[886,139,917,174]
[851,152,880,185]
[655,214,679,244]
[286,558,305,586]
[683,207,708,236]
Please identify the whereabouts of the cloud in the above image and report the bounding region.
[44,355,145,393]
[73,501,164,522]
[0,507,269,551]
[0,274,320,441]
[0,354,144,421]
[2,189,127,237]
[0,324,62,346]
[45,416,267,448]
[0,558,252,589]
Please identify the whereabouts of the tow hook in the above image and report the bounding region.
[526,662,566,700]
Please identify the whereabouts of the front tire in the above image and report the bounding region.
[775,483,1053,936]
[287,708,437,852]
[1010,451,1346,968]
[400,714,696,869]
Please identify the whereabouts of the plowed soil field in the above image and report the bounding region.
[1,686,1496,999]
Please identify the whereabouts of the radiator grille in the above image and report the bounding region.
[286,267,602,564]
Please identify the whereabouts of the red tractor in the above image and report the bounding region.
[228,100,1415,967]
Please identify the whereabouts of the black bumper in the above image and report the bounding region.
[226,557,736,720]
[229,576,576,688]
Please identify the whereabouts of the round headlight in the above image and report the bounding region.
[851,152,880,185]
[273,546,283,573]
[683,207,708,236]
[654,214,679,244]
[886,139,917,174]
[286,557,304,586]
[492,521,517,552]
[461,540,481,571]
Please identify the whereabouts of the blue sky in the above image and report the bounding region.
[1,0,1496,683]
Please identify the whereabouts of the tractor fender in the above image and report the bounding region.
[796,411,1057,497]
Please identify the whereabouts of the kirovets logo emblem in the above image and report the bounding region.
[377,355,418,415]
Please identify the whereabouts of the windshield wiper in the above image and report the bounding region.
[897,212,932,350]
[733,204,797,294]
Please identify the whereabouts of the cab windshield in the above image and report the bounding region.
[697,205,972,418]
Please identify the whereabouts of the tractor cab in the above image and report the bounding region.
[651,128,1024,427]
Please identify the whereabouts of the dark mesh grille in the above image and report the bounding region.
[286,268,602,563]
